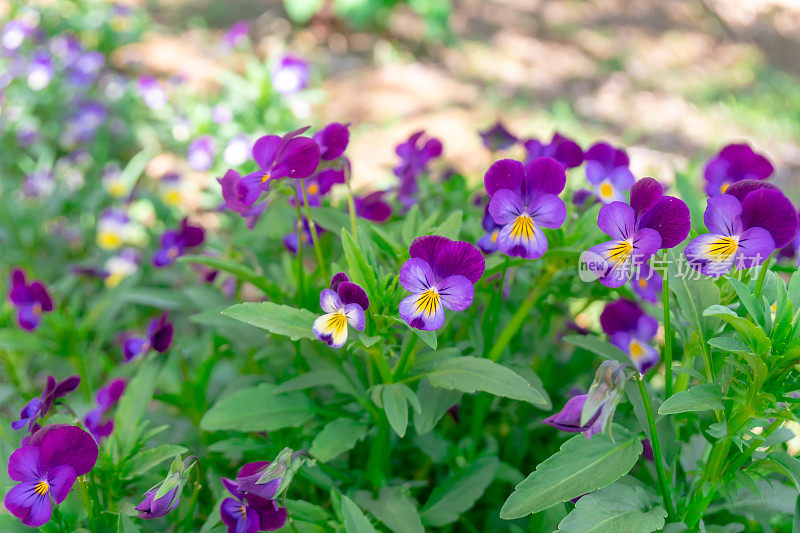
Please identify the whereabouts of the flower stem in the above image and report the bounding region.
[293,197,305,304]
[635,374,676,519]
[661,254,674,398]
[300,178,329,281]
[78,476,96,531]
[392,333,418,380]
[343,160,358,239]
[754,252,773,300]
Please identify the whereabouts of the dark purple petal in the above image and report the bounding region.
[236,461,279,500]
[521,157,566,203]
[314,122,350,161]
[179,219,205,247]
[542,394,601,438]
[96,378,126,409]
[724,179,779,204]
[9,268,28,305]
[329,272,349,291]
[28,424,98,476]
[638,196,691,249]
[740,187,798,248]
[337,281,370,310]
[551,134,584,168]
[629,178,663,220]
[277,136,320,180]
[600,299,645,336]
[409,236,485,284]
[246,494,288,531]
[314,168,345,194]
[355,192,392,222]
[27,282,52,312]
[479,121,518,151]
[219,169,261,215]
[484,159,525,197]
[53,375,80,398]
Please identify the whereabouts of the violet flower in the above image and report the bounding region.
[188,135,216,171]
[354,191,392,222]
[483,157,567,259]
[479,121,518,152]
[725,180,799,250]
[477,203,502,254]
[4,424,98,527]
[83,378,126,442]
[123,313,174,361]
[399,236,485,331]
[220,468,288,533]
[685,184,797,276]
[223,20,250,49]
[523,132,583,169]
[314,122,350,161]
[137,76,167,109]
[27,53,53,91]
[67,51,104,87]
[271,54,309,95]
[313,273,369,348]
[584,142,635,204]
[581,361,630,437]
[8,268,53,331]
[153,218,205,267]
[96,208,130,250]
[136,486,180,519]
[704,143,773,196]
[219,169,262,217]
[543,394,602,439]
[601,299,659,373]
[631,262,662,304]
[394,130,443,206]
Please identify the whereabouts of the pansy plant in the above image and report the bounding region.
[313,273,369,348]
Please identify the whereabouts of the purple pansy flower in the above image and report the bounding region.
[355,191,392,222]
[8,269,53,331]
[218,169,262,216]
[67,51,104,87]
[704,143,773,196]
[314,122,350,161]
[136,486,180,519]
[601,299,659,373]
[12,376,81,435]
[271,54,309,95]
[220,468,288,533]
[27,53,53,91]
[394,131,443,207]
[223,20,250,49]
[724,180,799,250]
[238,127,321,197]
[629,177,691,249]
[137,76,167,109]
[2,19,32,51]
[4,424,98,527]
[123,313,174,361]
[523,133,583,169]
[477,203,502,254]
[543,394,602,439]
[399,236,485,331]
[153,218,204,267]
[631,262,662,304]
[297,167,345,206]
[479,121,518,152]
[684,191,785,277]
[584,142,635,204]
[483,157,568,259]
[187,135,216,171]
[313,274,369,348]
[83,378,126,442]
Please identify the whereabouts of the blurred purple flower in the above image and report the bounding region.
[123,313,174,361]
[313,122,350,161]
[187,135,216,171]
[223,20,250,49]
[153,218,204,267]
[479,121,517,152]
[601,299,659,373]
[83,378,126,441]
[394,130,443,207]
[704,143,773,196]
[27,53,53,91]
[271,54,309,95]
[355,191,392,222]
[8,268,53,331]
[137,76,167,109]
[523,133,583,169]
[584,142,635,204]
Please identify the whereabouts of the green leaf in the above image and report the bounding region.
[402,204,421,246]
[413,380,461,435]
[728,277,762,326]
[283,0,324,23]
[356,487,425,533]
[341,494,378,533]
[341,229,379,299]
[501,432,642,519]
[114,358,161,454]
[658,383,723,415]
[117,513,141,533]
[414,328,437,350]
[563,334,629,363]
[556,480,666,532]
[0,328,41,352]
[425,356,548,406]
[763,452,800,490]
[276,369,355,396]
[127,444,188,477]
[667,249,720,339]
[421,456,499,526]
[200,384,313,432]
[310,418,368,462]
[120,288,189,309]
[222,302,316,341]
[707,334,749,353]
[703,305,771,354]
[433,210,462,239]
[383,384,412,437]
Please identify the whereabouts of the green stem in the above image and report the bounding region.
[392,334,418,379]
[754,252,773,300]
[372,344,393,384]
[78,476,95,530]
[343,161,358,239]
[293,197,305,304]
[300,178,329,281]
[366,418,390,487]
[636,375,676,519]
[661,255,674,398]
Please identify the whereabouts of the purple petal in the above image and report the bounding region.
[685,233,736,277]
[484,159,525,197]
[220,497,250,532]
[521,157,566,203]
[437,275,474,311]
[488,189,525,225]
[632,228,662,259]
[8,446,42,482]
[246,494,288,531]
[123,337,148,361]
[409,236,485,283]
[629,177,663,220]
[631,263,662,304]
[496,220,548,260]
[703,194,743,236]
[734,227,775,270]
[4,481,52,527]
[17,306,41,331]
[477,231,499,254]
[597,201,636,241]
[218,169,260,215]
[314,122,350,161]
[47,464,77,504]
[399,258,436,293]
[337,281,370,310]
[319,289,343,314]
[528,194,566,229]
[600,299,645,336]
[28,424,98,476]
[53,375,81,398]
[740,187,798,248]
[585,160,606,186]
[277,136,320,180]
[724,179,780,204]
[586,241,633,288]
[8,268,29,305]
[221,478,241,499]
[96,378,126,409]
[329,272,349,292]
[399,291,445,331]
[28,282,52,312]
[638,196,691,249]
[344,303,366,331]
[542,394,601,437]
[552,136,584,168]
[315,168,345,194]
[252,135,281,170]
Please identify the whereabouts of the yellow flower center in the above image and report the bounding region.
[97,231,122,250]
[163,190,182,206]
[106,272,124,288]
[108,182,126,197]
[239,505,246,517]
[326,311,348,335]
[308,184,319,195]
[167,246,180,259]
[720,182,730,194]
[707,236,739,260]
[510,214,535,240]
[629,340,645,361]
[261,172,271,183]
[32,303,42,316]
[34,480,49,496]
[599,182,614,199]
[608,240,634,265]
[491,231,498,243]
[415,288,440,316]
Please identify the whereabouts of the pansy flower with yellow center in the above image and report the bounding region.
[399,236,485,331]
[630,262,662,304]
[96,208,130,250]
[484,157,568,259]
[704,143,773,197]
[313,273,369,348]
[477,202,502,254]
[159,172,185,206]
[684,186,793,277]
[601,299,660,373]
[584,142,634,204]
[8,268,53,331]
[153,218,204,268]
